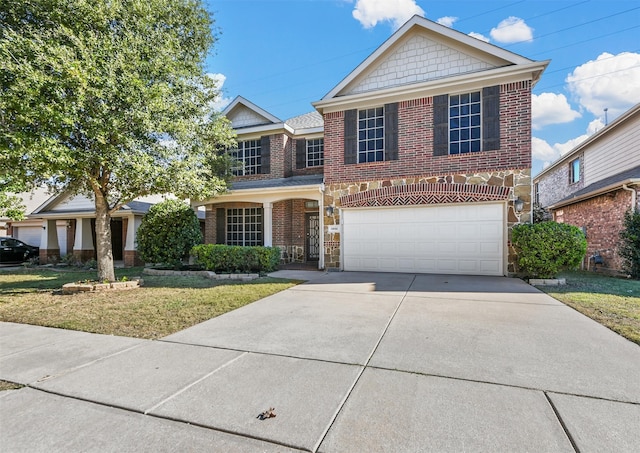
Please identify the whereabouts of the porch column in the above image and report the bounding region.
[263,202,273,247]
[123,215,142,267]
[73,218,95,262]
[39,219,60,264]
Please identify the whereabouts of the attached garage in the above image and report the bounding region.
[342,203,505,276]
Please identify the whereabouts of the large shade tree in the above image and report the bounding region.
[0,0,235,281]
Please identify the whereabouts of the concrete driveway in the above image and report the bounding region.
[1,271,639,452]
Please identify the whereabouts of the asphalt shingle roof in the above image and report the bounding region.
[230,174,323,191]
[285,111,324,130]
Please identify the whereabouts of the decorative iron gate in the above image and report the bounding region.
[306,213,320,261]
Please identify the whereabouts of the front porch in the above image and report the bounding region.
[197,175,325,269]
[37,215,143,267]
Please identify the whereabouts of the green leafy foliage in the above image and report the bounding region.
[191,244,281,273]
[0,0,236,281]
[137,200,202,268]
[619,209,640,279]
[512,221,587,278]
[0,192,26,220]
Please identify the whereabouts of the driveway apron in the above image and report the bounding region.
[1,271,639,452]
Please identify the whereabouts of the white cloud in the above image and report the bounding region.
[532,93,581,130]
[586,118,604,135]
[567,51,640,118]
[468,32,490,43]
[207,73,232,112]
[554,135,589,157]
[490,17,533,43]
[352,0,424,29]
[437,16,457,28]
[532,137,557,161]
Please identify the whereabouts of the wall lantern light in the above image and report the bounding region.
[514,197,524,213]
[325,205,334,216]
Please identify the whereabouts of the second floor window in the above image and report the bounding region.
[358,107,384,163]
[232,140,261,176]
[307,138,324,167]
[449,92,481,154]
[569,158,581,184]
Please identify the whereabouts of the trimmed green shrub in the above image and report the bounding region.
[512,221,587,278]
[191,244,280,273]
[619,209,640,278]
[136,200,202,268]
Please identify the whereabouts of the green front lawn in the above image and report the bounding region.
[0,268,299,339]
[540,271,640,345]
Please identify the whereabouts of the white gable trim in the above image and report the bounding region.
[322,15,533,101]
[314,60,549,114]
[222,95,282,125]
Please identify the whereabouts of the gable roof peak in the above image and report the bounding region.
[320,14,536,102]
[222,96,282,128]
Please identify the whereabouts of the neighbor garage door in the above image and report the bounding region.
[342,203,504,276]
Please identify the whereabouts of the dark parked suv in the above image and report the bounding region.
[0,238,40,264]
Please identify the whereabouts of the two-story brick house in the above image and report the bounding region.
[534,103,640,272]
[196,15,548,276]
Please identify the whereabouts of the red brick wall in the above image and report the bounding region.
[324,82,532,184]
[554,189,635,271]
[272,200,307,248]
[273,200,292,246]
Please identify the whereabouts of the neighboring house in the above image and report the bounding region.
[7,191,172,266]
[195,15,548,276]
[534,103,640,272]
[1,187,50,241]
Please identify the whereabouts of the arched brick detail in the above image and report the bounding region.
[340,183,511,207]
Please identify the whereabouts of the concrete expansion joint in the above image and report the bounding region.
[310,275,416,453]
[544,392,581,453]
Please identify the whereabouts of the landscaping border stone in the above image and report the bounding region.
[529,278,567,286]
[62,278,143,295]
[142,268,259,282]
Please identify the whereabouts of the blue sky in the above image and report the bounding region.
[205,0,640,175]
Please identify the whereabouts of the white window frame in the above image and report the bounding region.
[226,207,263,246]
[306,138,324,167]
[358,107,384,163]
[232,140,261,176]
[449,91,482,155]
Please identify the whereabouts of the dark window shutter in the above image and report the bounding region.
[344,109,357,164]
[296,139,306,169]
[384,102,398,161]
[433,94,449,156]
[260,135,270,174]
[216,208,225,244]
[482,85,500,151]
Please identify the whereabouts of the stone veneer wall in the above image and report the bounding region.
[554,188,638,272]
[323,169,531,274]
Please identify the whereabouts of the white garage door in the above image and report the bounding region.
[342,203,504,276]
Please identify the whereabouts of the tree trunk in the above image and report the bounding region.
[94,192,116,282]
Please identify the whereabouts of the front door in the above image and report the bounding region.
[306,213,320,261]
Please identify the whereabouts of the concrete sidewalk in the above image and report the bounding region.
[1,272,639,452]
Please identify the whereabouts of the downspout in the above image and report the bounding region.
[622,184,637,212]
[319,181,326,270]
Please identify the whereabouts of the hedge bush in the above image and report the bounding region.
[512,221,587,278]
[191,244,281,273]
[136,199,202,268]
[619,209,640,278]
